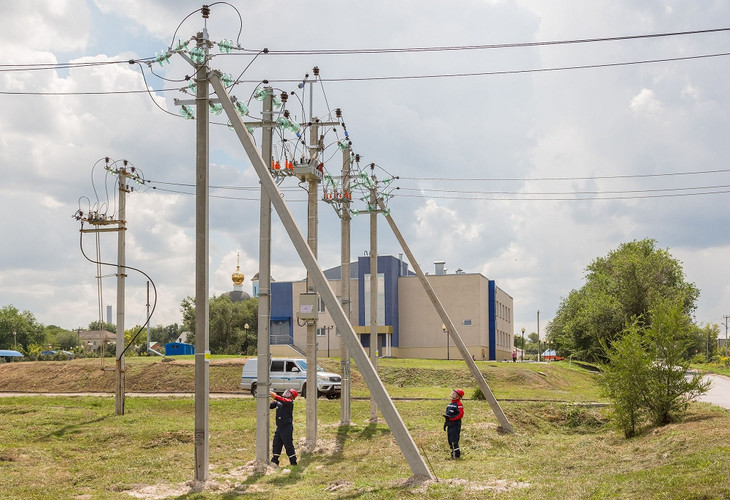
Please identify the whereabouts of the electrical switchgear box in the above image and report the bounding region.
[297,292,319,320]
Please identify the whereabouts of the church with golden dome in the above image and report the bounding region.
[222,253,252,302]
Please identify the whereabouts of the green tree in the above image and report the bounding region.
[599,300,709,437]
[0,305,46,350]
[124,325,148,353]
[179,295,257,354]
[52,329,81,350]
[687,323,719,361]
[149,323,182,345]
[643,300,709,426]
[88,321,115,333]
[180,296,196,336]
[548,239,699,362]
[599,322,650,438]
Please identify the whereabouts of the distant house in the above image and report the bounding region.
[78,330,116,351]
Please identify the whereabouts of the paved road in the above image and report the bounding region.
[697,373,730,409]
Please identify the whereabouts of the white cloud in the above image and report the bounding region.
[630,88,663,115]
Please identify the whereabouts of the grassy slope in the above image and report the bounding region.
[0,356,603,401]
[1,358,728,499]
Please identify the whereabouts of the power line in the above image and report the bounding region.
[398,168,730,182]
[142,177,730,202]
[4,27,727,72]
[229,27,730,56]
[306,52,730,83]
[3,51,728,97]
[396,189,730,201]
[397,183,730,196]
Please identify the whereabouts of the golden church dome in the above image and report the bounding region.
[232,252,245,285]
[232,267,244,285]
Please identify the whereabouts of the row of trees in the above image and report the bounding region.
[0,306,184,358]
[1,293,259,359]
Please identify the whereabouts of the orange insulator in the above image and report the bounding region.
[285,160,294,170]
[272,161,281,170]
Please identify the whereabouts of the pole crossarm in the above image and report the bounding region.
[209,71,433,480]
[377,198,513,434]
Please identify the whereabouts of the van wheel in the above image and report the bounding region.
[251,383,257,397]
[300,383,306,398]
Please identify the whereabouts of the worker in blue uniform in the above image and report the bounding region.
[270,388,298,466]
[443,388,464,459]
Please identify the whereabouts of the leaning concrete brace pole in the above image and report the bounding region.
[369,185,379,423]
[340,146,352,425]
[255,87,274,464]
[305,121,319,448]
[210,72,433,479]
[378,199,513,434]
[115,169,127,416]
[194,29,211,481]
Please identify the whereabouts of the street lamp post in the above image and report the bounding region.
[442,324,449,360]
[243,323,249,354]
[326,326,332,358]
[13,331,17,349]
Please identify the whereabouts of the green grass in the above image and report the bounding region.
[0,359,729,499]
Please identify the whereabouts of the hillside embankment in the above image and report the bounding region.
[0,356,603,401]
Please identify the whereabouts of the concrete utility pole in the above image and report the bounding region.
[537,310,540,362]
[369,179,379,423]
[146,281,150,355]
[378,198,513,433]
[193,27,211,482]
[115,167,127,416]
[340,145,352,425]
[305,116,320,448]
[211,72,434,479]
[724,315,730,355]
[255,87,274,464]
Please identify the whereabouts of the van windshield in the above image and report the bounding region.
[296,360,324,372]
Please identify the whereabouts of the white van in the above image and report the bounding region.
[240,357,341,399]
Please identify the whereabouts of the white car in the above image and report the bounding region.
[240,357,341,399]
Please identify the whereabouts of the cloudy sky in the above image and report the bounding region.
[1,1,729,339]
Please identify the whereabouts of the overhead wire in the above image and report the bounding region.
[398,168,730,182]
[243,27,730,56]
[78,223,159,357]
[395,188,730,201]
[3,51,729,97]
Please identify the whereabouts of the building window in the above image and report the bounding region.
[318,297,325,313]
[316,327,326,337]
[463,319,472,326]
